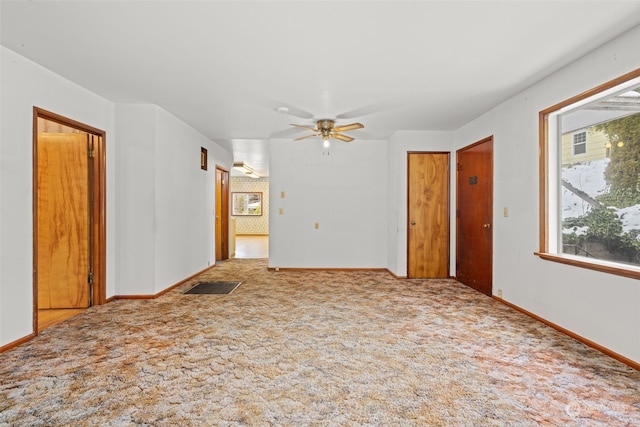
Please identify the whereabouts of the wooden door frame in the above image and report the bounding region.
[215,165,230,261]
[32,107,107,332]
[455,136,493,295]
[406,151,451,278]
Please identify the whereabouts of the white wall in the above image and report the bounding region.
[115,105,157,295]
[115,104,231,295]
[453,25,640,362]
[153,107,229,294]
[269,139,388,268]
[386,131,454,277]
[0,46,116,345]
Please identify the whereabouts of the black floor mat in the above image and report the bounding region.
[182,281,241,294]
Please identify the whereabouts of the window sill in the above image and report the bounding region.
[535,252,640,280]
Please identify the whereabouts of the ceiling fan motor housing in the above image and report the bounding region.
[317,119,335,131]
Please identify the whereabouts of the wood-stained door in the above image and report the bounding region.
[456,137,493,295]
[37,133,91,309]
[215,167,229,261]
[407,152,450,278]
[33,107,106,332]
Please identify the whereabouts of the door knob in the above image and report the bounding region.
[411,221,416,225]
[483,223,491,228]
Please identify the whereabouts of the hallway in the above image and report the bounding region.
[234,235,268,259]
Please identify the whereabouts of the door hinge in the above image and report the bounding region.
[456,162,462,171]
[88,149,95,158]
[88,272,94,285]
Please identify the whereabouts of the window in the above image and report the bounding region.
[572,131,586,155]
[538,69,640,279]
[232,192,262,216]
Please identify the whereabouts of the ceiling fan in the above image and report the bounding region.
[291,119,364,146]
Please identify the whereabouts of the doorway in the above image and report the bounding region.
[215,166,230,261]
[456,136,493,295]
[407,152,450,278]
[33,108,106,331]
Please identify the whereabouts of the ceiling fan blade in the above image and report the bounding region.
[284,105,315,119]
[332,133,354,142]
[294,133,320,141]
[333,123,364,133]
[336,99,407,119]
[270,127,308,138]
[291,123,318,132]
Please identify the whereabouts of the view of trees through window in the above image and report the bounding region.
[560,85,640,266]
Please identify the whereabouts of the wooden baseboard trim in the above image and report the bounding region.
[0,333,37,354]
[386,269,407,279]
[112,294,156,300]
[494,296,640,371]
[268,266,393,275]
[266,267,452,280]
[114,264,217,301]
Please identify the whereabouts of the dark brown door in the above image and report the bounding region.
[215,167,229,261]
[456,137,493,295]
[407,152,450,278]
[36,133,91,309]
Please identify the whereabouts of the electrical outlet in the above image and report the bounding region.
[503,207,509,217]
[279,208,284,215]
[497,289,503,298]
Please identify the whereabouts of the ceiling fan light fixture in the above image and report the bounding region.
[323,137,330,148]
[290,119,364,143]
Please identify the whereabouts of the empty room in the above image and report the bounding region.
[1,1,640,425]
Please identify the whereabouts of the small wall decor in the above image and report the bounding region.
[232,192,262,216]
[200,147,208,170]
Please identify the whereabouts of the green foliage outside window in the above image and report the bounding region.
[562,90,640,265]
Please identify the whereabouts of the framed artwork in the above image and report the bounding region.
[200,147,208,170]
[232,192,262,216]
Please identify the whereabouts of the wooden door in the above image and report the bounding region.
[215,167,229,261]
[456,137,493,295]
[37,133,90,309]
[407,152,450,278]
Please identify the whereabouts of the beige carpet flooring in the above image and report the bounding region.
[1,259,639,426]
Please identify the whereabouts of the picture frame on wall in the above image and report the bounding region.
[232,192,262,216]
[200,147,208,170]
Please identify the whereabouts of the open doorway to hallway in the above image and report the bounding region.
[230,175,269,259]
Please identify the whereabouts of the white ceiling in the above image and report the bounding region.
[2,1,640,177]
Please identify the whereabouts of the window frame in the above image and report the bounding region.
[537,68,640,280]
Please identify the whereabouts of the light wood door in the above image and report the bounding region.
[37,133,91,309]
[456,137,493,295]
[215,167,229,261]
[407,152,450,278]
